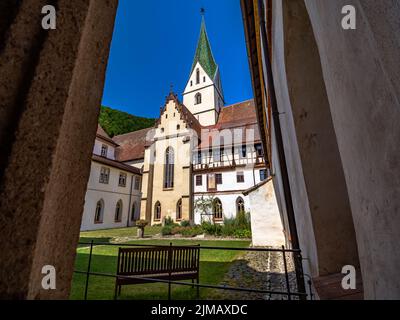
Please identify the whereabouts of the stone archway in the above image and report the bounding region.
[0,0,118,299]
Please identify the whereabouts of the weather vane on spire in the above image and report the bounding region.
[200,7,205,16]
[170,82,174,93]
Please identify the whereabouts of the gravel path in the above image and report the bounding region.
[207,249,299,300]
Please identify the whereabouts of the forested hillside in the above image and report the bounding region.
[99,106,156,137]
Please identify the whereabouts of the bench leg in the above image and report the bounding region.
[118,285,122,296]
[192,279,194,289]
[114,283,118,300]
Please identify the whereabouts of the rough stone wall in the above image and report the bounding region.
[0,0,118,299]
[304,0,400,299]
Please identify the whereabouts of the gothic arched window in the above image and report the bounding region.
[195,93,202,105]
[94,199,104,223]
[213,198,223,221]
[236,197,245,214]
[164,147,175,189]
[155,201,161,221]
[176,199,182,221]
[115,200,123,222]
[196,68,200,84]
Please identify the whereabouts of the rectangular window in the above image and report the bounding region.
[196,175,202,186]
[197,151,202,164]
[99,167,110,184]
[213,149,221,162]
[101,144,108,157]
[255,144,263,157]
[134,176,140,190]
[216,173,223,185]
[260,169,268,181]
[237,171,245,183]
[118,172,127,187]
[240,145,247,158]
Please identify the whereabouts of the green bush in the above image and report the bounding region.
[164,216,178,227]
[180,220,191,227]
[233,229,252,238]
[200,213,252,238]
[201,222,223,236]
[161,225,174,236]
[170,226,203,237]
[182,226,203,237]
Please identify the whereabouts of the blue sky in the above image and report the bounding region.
[101,0,253,119]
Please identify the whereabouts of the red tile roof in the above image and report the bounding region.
[96,125,119,146]
[113,127,154,162]
[197,99,261,149]
[111,98,259,159]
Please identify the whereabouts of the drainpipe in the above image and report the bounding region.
[256,0,306,296]
[126,174,134,227]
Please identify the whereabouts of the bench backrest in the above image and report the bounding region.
[117,245,200,276]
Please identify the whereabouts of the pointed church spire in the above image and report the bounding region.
[190,13,218,80]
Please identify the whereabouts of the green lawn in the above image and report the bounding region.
[79,226,162,245]
[70,239,250,300]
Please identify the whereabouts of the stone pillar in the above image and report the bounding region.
[0,0,118,299]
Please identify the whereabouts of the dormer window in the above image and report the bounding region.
[196,68,200,84]
[101,144,108,157]
[195,93,202,105]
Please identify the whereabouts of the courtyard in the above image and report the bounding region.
[71,227,250,300]
[70,227,298,300]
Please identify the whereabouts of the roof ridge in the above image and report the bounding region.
[222,99,254,109]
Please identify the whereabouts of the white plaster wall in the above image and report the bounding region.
[193,168,266,194]
[80,161,141,231]
[125,159,144,170]
[248,181,285,247]
[93,139,115,160]
[193,193,251,225]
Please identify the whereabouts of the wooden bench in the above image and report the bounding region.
[115,245,200,299]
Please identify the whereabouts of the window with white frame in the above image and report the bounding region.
[237,171,245,183]
[118,172,127,187]
[101,144,108,157]
[134,176,140,190]
[99,167,110,184]
[260,169,268,181]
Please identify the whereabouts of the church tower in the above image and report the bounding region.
[183,16,224,127]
